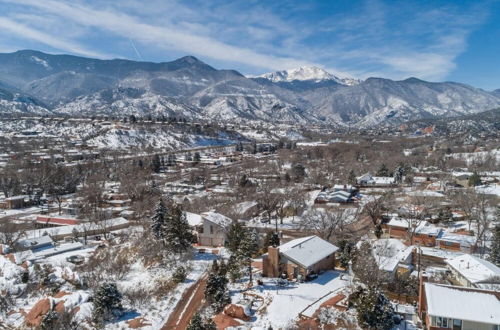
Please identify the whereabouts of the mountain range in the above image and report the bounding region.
[1,50,499,127]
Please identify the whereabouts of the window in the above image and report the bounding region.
[453,319,462,330]
[435,317,448,328]
[210,225,214,234]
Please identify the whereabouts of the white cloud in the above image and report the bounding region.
[0,17,110,58]
[0,0,318,72]
[0,0,492,82]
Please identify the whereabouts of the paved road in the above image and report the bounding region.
[161,273,208,330]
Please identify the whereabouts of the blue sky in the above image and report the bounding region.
[0,0,498,90]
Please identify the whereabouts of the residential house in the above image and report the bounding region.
[357,173,395,186]
[383,218,441,247]
[446,254,500,290]
[2,195,27,209]
[35,215,80,228]
[197,212,232,246]
[262,235,338,280]
[371,238,413,277]
[15,236,54,252]
[315,185,359,204]
[419,281,500,330]
[416,247,463,268]
[437,232,476,253]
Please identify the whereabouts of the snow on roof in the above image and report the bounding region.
[279,235,338,269]
[16,235,54,250]
[424,283,500,324]
[201,211,233,228]
[33,242,84,259]
[24,217,129,239]
[437,231,476,247]
[372,239,413,272]
[446,254,500,284]
[419,246,463,259]
[386,218,442,236]
[186,212,203,227]
[373,176,395,184]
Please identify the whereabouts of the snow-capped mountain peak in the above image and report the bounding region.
[258,66,359,85]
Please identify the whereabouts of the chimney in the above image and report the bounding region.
[267,246,280,278]
[418,272,428,318]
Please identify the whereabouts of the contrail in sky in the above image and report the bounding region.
[129,38,143,61]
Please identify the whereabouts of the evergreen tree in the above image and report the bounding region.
[205,271,231,312]
[151,199,167,240]
[489,225,500,267]
[376,164,390,177]
[92,283,123,325]
[374,224,383,238]
[187,312,216,330]
[239,174,250,187]
[238,229,260,283]
[348,169,357,185]
[337,240,355,269]
[151,154,161,173]
[172,266,187,283]
[193,152,201,165]
[349,286,396,330]
[393,165,404,184]
[226,222,246,255]
[468,171,482,187]
[204,318,217,330]
[163,203,196,254]
[40,310,59,330]
[187,312,203,330]
[227,254,243,282]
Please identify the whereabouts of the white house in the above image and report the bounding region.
[446,254,500,290]
[371,239,413,276]
[197,211,233,246]
[357,173,395,186]
[420,282,500,330]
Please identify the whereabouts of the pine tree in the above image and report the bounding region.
[151,154,161,173]
[205,271,231,312]
[376,163,390,177]
[239,174,250,187]
[468,171,482,187]
[204,318,217,330]
[348,169,357,185]
[193,152,201,165]
[238,229,260,283]
[226,222,246,254]
[187,312,203,330]
[489,225,500,267]
[151,199,167,240]
[393,165,404,184]
[374,224,383,238]
[40,310,59,330]
[92,283,123,324]
[349,286,395,330]
[338,240,355,269]
[163,203,195,254]
[187,312,217,330]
